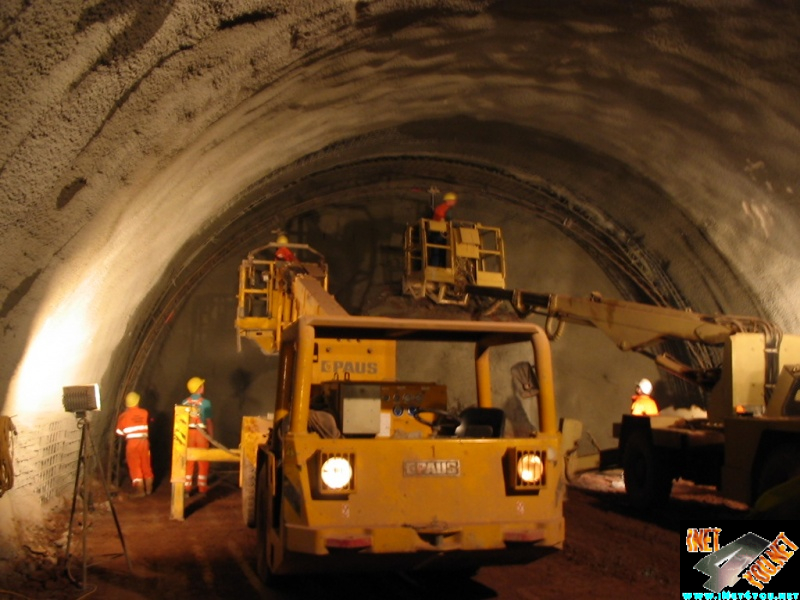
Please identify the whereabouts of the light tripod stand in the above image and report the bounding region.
[65,411,132,589]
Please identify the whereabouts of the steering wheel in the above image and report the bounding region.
[410,408,462,433]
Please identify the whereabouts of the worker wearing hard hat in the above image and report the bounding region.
[115,391,154,497]
[631,378,659,416]
[433,191,458,222]
[429,192,458,267]
[274,234,298,263]
[182,377,214,495]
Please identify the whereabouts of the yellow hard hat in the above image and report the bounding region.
[187,377,205,394]
[125,392,141,408]
[276,234,289,245]
[443,192,458,202]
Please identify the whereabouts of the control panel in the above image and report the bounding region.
[315,381,448,438]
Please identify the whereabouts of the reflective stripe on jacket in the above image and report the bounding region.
[116,406,150,440]
[116,424,149,439]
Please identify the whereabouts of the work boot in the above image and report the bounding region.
[132,481,145,498]
[144,478,153,495]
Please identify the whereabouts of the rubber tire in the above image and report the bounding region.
[255,462,271,582]
[241,457,256,528]
[755,443,800,500]
[256,460,287,586]
[623,431,673,508]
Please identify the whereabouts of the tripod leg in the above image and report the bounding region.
[65,423,86,587]
[82,434,88,590]
[88,426,133,572]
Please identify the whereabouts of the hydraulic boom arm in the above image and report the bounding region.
[468,285,782,391]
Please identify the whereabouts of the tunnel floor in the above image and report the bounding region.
[2,468,749,599]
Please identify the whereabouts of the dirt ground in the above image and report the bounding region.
[0,467,749,600]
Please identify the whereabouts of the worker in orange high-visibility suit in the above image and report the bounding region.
[182,377,214,495]
[115,391,154,497]
[630,378,659,416]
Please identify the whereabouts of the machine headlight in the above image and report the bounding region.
[517,453,544,484]
[505,448,546,493]
[320,456,353,490]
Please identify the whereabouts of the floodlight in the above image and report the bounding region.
[62,384,101,413]
[62,382,129,589]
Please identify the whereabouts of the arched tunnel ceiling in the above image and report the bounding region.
[2,0,800,419]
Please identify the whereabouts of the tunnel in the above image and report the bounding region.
[1,0,799,588]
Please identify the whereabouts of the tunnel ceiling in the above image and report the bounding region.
[2,0,800,416]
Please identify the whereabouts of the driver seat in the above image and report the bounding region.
[455,407,505,438]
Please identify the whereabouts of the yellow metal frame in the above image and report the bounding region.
[235,242,332,355]
[403,218,506,305]
[170,405,240,520]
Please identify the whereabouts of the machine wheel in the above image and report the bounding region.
[255,461,272,582]
[256,459,286,586]
[623,431,673,508]
[241,457,256,528]
[755,443,800,500]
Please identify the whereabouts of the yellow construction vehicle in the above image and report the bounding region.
[231,238,571,580]
[469,286,800,511]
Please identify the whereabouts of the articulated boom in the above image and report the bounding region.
[399,220,799,513]
[465,286,783,395]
